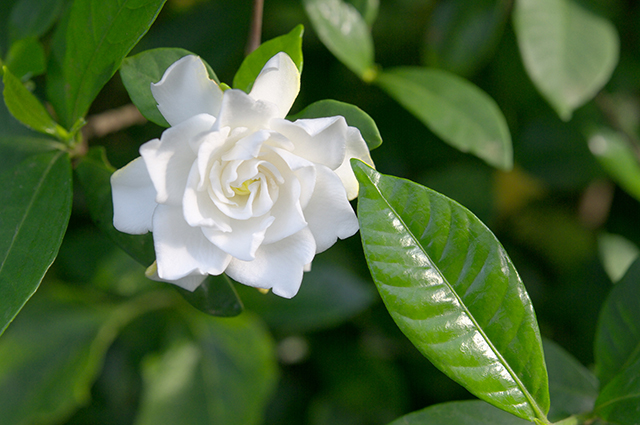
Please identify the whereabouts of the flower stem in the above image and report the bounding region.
[246,0,264,55]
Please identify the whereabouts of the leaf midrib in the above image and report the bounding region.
[363,168,547,421]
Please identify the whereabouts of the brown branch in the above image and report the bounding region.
[246,0,264,55]
[82,104,147,140]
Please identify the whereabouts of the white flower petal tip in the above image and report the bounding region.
[249,52,300,118]
[145,261,207,292]
[335,127,375,200]
[151,55,223,126]
[111,157,157,234]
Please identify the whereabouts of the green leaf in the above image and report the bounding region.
[595,355,640,425]
[513,0,619,120]
[134,312,277,425]
[233,25,304,93]
[594,258,640,387]
[598,232,640,283]
[303,0,376,80]
[376,67,513,170]
[74,147,155,267]
[2,65,68,139]
[352,161,549,422]
[347,0,379,27]
[75,147,243,317]
[588,128,640,202]
[423,0,509,77]
[4,37,46,79]
[121,47,219,128]
[543,339,598,422]
[8,0,66,41]
[47,0,167,128]
[387,400,532,425]
[289,99,382,150]
[0,150,72,336]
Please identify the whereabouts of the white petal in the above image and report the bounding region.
[151,55,223,126]
[145,261,207,292]
[249,52,300,118]
[216,89,278,131]
[140,114,216,205]
[111,157,157,234]
[270,117,347,170]
[334,126,374,200]
[201,215,275,261]
[304,165,359,253]
[225,227,316,298]
[182,162,232,231]
[152,205,231,280]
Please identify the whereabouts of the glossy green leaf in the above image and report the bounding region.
[594,258,640,387]
[543,339,598,422]
[595,355,640,424]
[75,147,155,267]
[121,47,219,128]
[387,400,532,425]
[47,0,167,128]
[75,147,243,317]
[423,0,508,77]
[4,37,46,79]
[232,25,304,93]
[236,255,376,334]
[8,0,66,41]
[2,66,67,139]
[134,312,277,425]
[588,128,640,202]
[0,151,72,336]
[290,99,382,150]
[376,67,512,169]
[303,0,376,80]
[352,160,549,422]
[513,0,619,120]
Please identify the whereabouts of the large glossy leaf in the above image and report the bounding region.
[0,150,72,336]
[387,400,532,425]
[289,99,382,150]
[594,258,640,387]
[232,25,304,93]
[121,47,219,128]
[134,312,277,425]
[595,355,640,424]
[47,0,167,128]
[75,147,243,317]
[588,128,640,203]
[543,339,598,422]
[303,0,376,80]
[513,0,619,121]
[352,160,549,422]
[376,67,512,170]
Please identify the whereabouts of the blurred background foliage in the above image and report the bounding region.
[1,0,640,424]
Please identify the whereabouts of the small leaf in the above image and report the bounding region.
[513,0,619,120]
[0,151,72,336]
[4,37,46,79]
[47,0,167,128]
[233,25,304,93]
[134,312,277,425]
[176,274,243,317]
[598,232,640,283]
[303,0,376,80]
[543,339,598,422]
[8,0,66,41]
[352,160,549,422]
[2,65,67,139]
[376,67,512,170]
[387,400,532,425]
[595,355,640,424]
[588,128,640,202]
[121,47,219,128]
[594,258,640,387]
[348,0,379,27]
[290,98,382,150]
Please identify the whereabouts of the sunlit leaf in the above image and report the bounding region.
[543,339,598,422]
[0,151,72,336]
[303,0,376,80]
[290,98,382,150]
[4,37,46,79]
[387,400,532,425]
[121,47,219,128]
[134,312,277,425]
[513,0,619,120]
[598,232,639,283]
[233,25,304,93]
[376,67,512,170]
[352,160,549,422]
[47,0,167,128]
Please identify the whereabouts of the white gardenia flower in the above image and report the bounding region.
[111,52,374,298]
